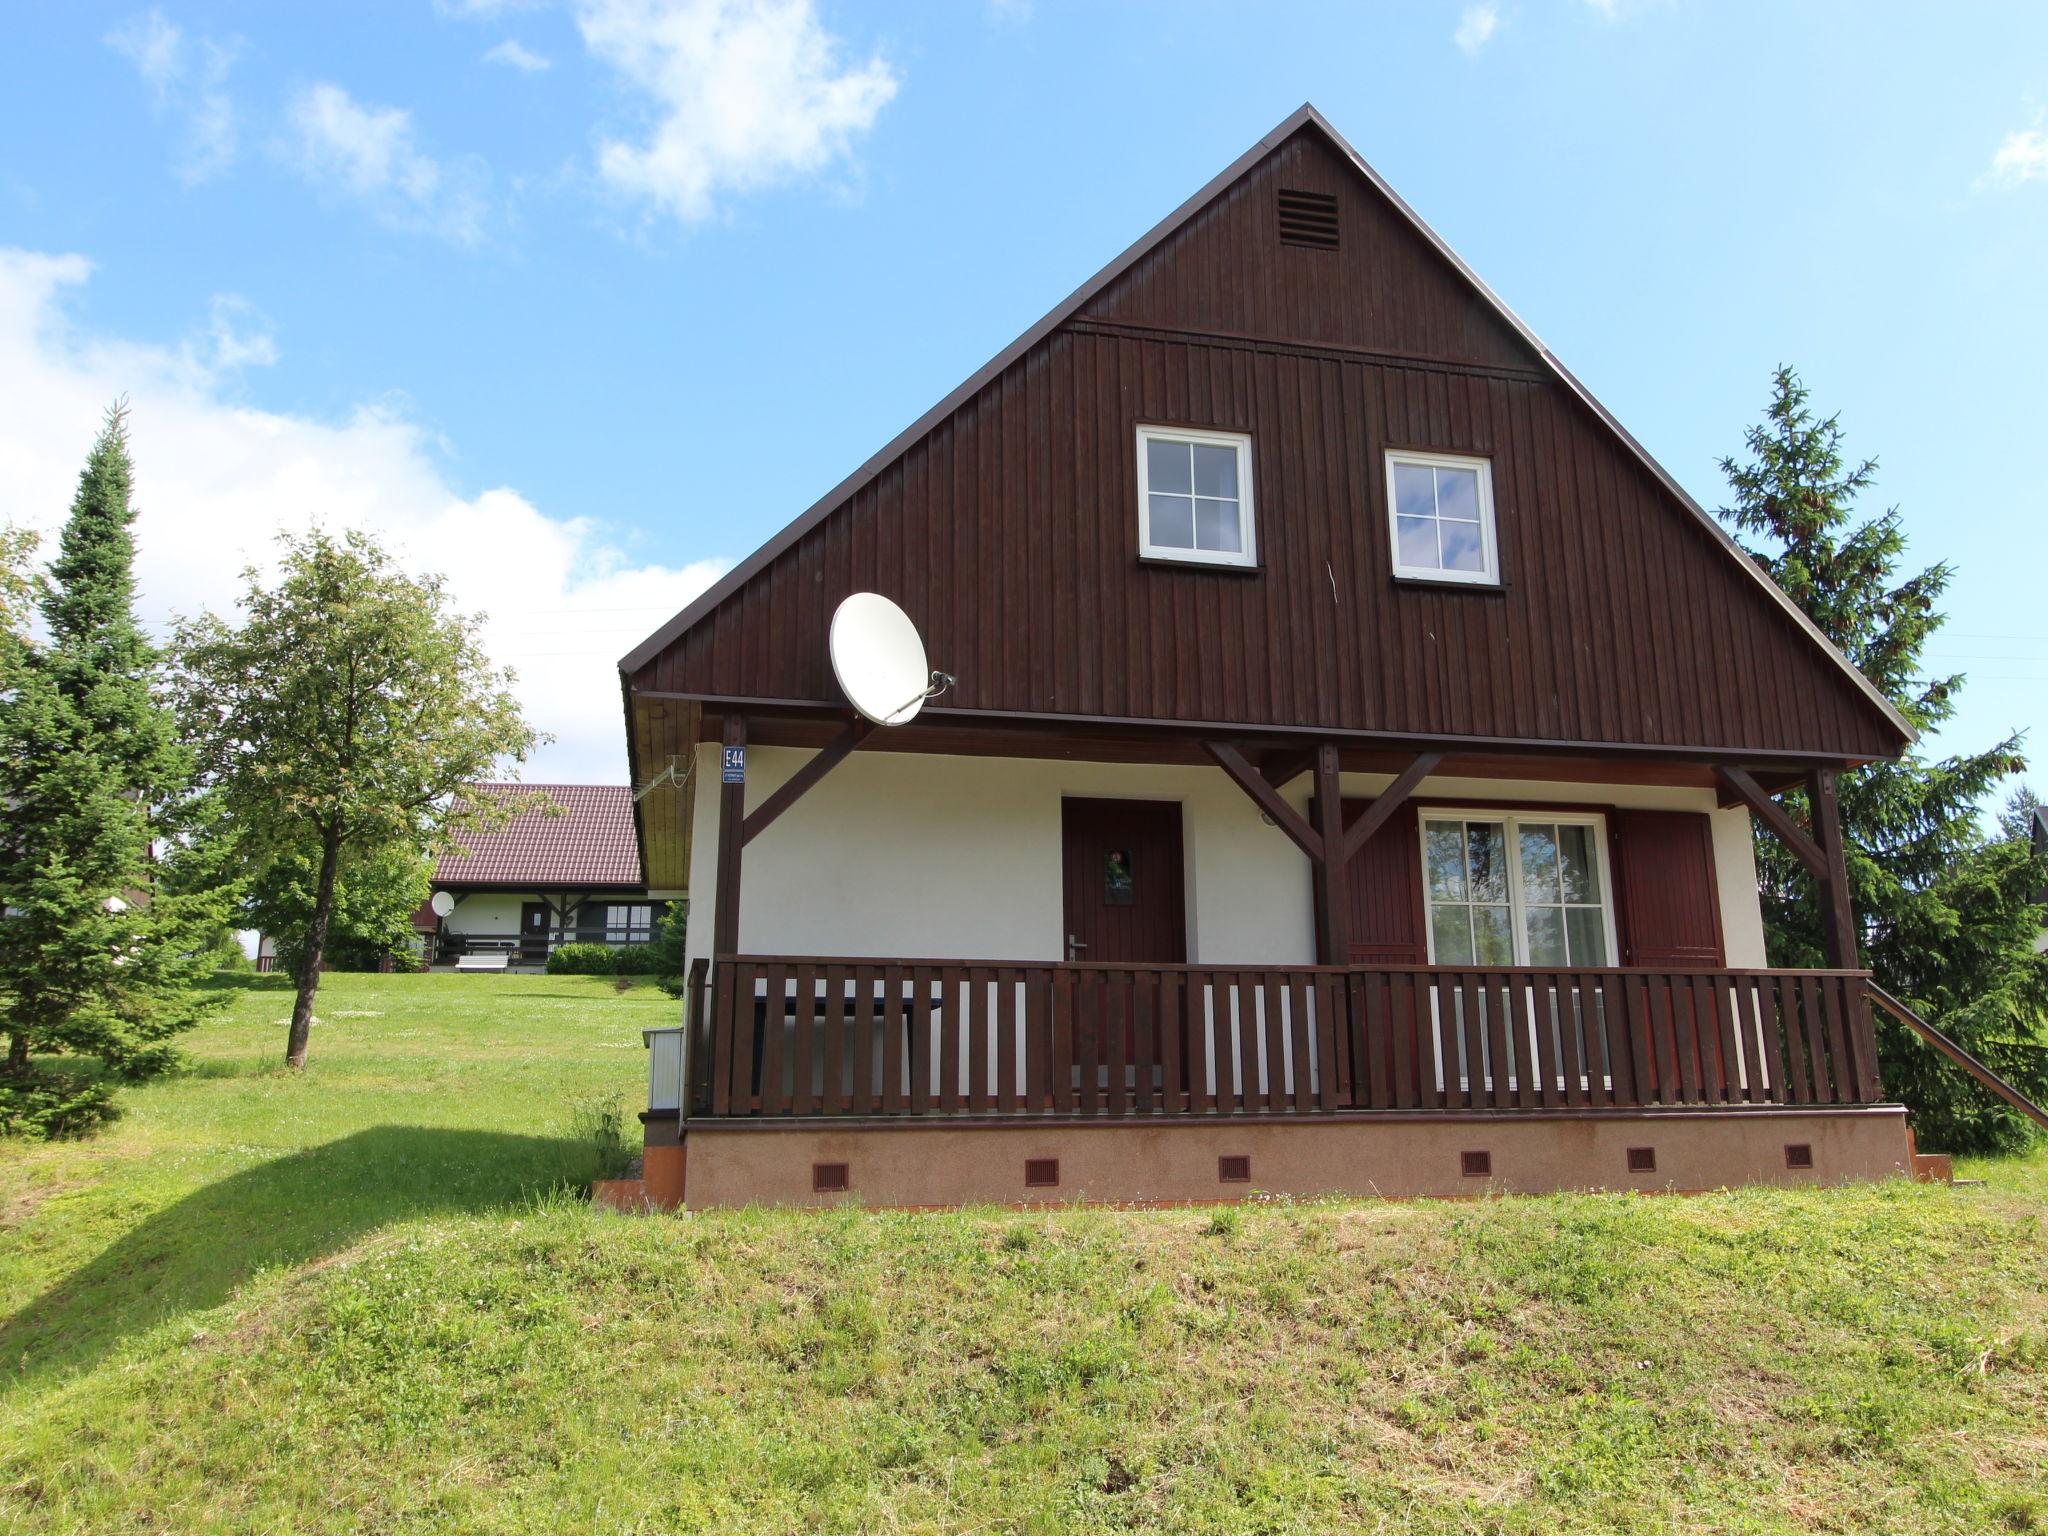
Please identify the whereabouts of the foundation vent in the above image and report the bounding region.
[1218,1154,1252,1183]
[1277,188,1340,250]
[1627,1146,1657,1173]
[812,1161,851,1193]
[1784,1143,1815,1170]
[1460,1150,1492,1178]
[1024,1157,1060,1188]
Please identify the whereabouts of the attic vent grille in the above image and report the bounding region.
[1277,189,1339,250]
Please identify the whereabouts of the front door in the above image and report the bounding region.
[520,901,551,964]
[1060,798,1187,964]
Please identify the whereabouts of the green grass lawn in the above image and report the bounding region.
[1,972,2044,1534]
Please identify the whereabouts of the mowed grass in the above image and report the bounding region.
[0,975,2043,1534]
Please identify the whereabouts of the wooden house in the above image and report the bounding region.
[618,105,1937,1209]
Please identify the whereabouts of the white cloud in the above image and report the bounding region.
[1454,2,1500,54]
[0,248,724,783]
[576,0,898,223]
[1982,127,2048,190]
[105,9,239,184]
[484,38,553,72]
[283,83,490,244]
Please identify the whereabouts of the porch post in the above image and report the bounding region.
[1806,768,1859,969]
[712,714,746,957]
[1310,743,1350,965]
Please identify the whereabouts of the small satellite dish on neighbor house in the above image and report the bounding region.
[829,593,952,726]
[430,891,456,918]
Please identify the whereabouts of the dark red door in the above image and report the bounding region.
[1060,799,1187,964]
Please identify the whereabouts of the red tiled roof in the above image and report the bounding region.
[432,784,644,889]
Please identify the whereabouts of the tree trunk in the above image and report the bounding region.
[286,832,343,1069]
[5,1031,27,1072]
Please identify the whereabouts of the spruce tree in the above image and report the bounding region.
[0,408,227,1136]
[1719,368,2048,1151]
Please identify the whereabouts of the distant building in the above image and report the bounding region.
[420,783,680,966]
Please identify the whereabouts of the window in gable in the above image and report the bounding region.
[1137,426,1256,567]
[1386,450,1498,585]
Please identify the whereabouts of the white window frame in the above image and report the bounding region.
[1384,449,1499,586]
[1135,425,1257,568]
[1417,808,1620,968]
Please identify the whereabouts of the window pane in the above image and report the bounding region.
[1474,904,1515,964]
[1191,443,1238,498]
[1194,497,1242,553]
[1393,461,1436,518]
[1558,825,1599,904]
[1396,515,1439,569]
[1526,906,1566,966]
[1146,438,1192,494]
[1436,466,1481,521]
[1566,907,1608,966]
[1148,494,1195,549]
[1466,823,1508,903]
[1432,905,1474,964]
[1518,825,1561,904]
[1425,824,1466,901]
[1439,520,1486,573]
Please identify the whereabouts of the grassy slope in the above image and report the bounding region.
[0,975,2042,1535]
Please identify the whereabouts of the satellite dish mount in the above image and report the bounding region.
[830,592,952,727]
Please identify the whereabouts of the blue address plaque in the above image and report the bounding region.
[721,745,747,785]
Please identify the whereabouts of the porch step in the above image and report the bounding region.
[1912,1152,1953,1185]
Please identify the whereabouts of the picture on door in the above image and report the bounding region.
[1103,849,1135,905]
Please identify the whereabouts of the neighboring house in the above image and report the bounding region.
[618,105,1930,1210]
[424,784,672,966]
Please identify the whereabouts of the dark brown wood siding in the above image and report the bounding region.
[1611,810,1726,967]
[632,129,1900,762]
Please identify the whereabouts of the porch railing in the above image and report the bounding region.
[680,958,1884,1120]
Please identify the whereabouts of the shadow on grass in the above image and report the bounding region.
[0,1125,596,1386]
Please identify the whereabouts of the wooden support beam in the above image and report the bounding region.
[1310,743,1350,965]
[1338,751,1443,867]
[742,717,871,847]
[712,715,746,957]
[1713,766,1828,881]
[1204,740,1322,862]
[1807,767,1860,970]
[1259,748,1317,793]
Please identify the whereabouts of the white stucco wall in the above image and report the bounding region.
[681,744,1766,970]
[441,893,528,935]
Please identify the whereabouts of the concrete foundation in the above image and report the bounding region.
[669,1106,1915,1210]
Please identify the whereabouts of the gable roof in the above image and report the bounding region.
[618,103,1913,749]
[433,783,644,889]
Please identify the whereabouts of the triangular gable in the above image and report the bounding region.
[622,105,1912,754]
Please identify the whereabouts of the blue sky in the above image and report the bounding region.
[2,1,2044,789]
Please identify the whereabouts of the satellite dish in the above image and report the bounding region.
[430,891,456,918]
[830,593,950,726]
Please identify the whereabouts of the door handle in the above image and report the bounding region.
[1066,933,1088,962]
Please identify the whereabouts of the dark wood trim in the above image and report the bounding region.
[1807,768,1859,970]
[1867,984,2048,1131]
[1203,740,1324,860]
[1714,766,1828,880]
[712,715,746,957]
[1260,747,1317,792]
[1339,751,1443,865]
[643,690,1880,769]
[740,717,871,847]
[1311,743,1349,964]
[687,1104,1906,1132]
[1067,316,1552,384]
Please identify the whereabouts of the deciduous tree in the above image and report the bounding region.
[173,529,544,1066]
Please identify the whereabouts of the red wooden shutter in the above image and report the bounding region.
[1611,810,1725,967]
[1340,798,1427,964]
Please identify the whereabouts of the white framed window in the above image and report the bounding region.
[1136,426,1256,567]
[1420,810,1617,967]
[1386,450,1498,584]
